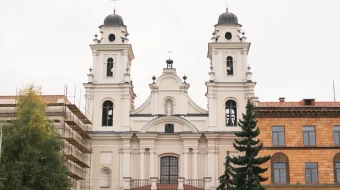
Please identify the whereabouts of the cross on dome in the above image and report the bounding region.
[111,0,120,15]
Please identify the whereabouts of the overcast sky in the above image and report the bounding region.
[1,0,340,109]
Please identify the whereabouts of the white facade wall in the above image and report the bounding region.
[86,12,257,190]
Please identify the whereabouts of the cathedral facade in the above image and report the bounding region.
[85,8,256,190]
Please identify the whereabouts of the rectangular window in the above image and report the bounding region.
[165,124,174,133]
[334,126,340,146]
[273,163,287,183]
[336,163,340,183]
[272,126,285,146]
[303,126,316,146]
[305,163,318,183]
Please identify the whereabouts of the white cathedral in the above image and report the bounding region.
[85,7,257,190]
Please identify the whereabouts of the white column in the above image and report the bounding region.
[123,148,131,178]
[119,148,124,188]
[183,148,189,179]
[139,149,145,179]
[215,149,219,188]
[149,148,155,177]
[192,148,198,179]
[207,148,215,187]
[154,91,159,114]
[123,92,131,131]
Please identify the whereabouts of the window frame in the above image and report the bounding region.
[272,126,285,146]
[334,126,340,146]
[225,100,237,127]
[102,101,114,127]
[100,168,111,188]
[303,126,316,146]
[334,153,340,183]
[165,124,174,133]
[271,153,289,184]
[226,56,233,75]
[107,58,114,77]
[160,156,178,184]
[305,162,318,184]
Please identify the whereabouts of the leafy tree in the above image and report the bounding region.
[0,85,71,190]
[228,100,271,190]
[217,151,234,190]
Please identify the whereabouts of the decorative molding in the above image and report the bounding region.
[334,152,340,162]
[263,146,340,150]
[140,116,199,133]
[255,107,340,118]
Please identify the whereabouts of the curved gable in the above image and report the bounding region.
[156,74,183,90]
[140,116,199,133]
[188,96,208,114]
[131,95,151,114]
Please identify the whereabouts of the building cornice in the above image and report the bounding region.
[263,146,340,150]
[255,106,340,118]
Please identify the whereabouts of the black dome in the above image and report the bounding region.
[217,12,239,25]
[103,14,124,26]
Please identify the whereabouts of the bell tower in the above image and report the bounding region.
[84,11,136,131]
[206,8,257,131]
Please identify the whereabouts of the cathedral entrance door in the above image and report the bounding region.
[160,156,178,184]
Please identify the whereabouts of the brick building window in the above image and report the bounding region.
[334,126,340,146]
[303,126,316,146]
[271,153,289,184]
[305,163,318,183]
[272,126,285,146]
[334,153,340,183]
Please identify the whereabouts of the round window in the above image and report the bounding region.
[225,32,232,40]
[108,34,116,42]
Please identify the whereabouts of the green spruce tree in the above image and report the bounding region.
[217,151,235,190]
[0,85,71,190]
[229,100,271,190]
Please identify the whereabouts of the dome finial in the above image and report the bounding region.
[226,0,229,12]
[111,0,119,15]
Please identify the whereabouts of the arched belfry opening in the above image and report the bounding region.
[164,98,175,115]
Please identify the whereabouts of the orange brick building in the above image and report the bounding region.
[255,98,340,190]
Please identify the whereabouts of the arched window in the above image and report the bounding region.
[102,101,113,126]
[107,58,114,77]
[165,124,174,133]
[271,153,289,184]
[334,153,340,183]
[227,56,233,75]
[225,100,237,126]
[100,168,111,188]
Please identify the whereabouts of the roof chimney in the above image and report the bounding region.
[279,97,285,102]
[303,99,315,106]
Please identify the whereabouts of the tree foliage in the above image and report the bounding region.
[0,85,71,190]
[217,151,234,190]
[227,100,271,190]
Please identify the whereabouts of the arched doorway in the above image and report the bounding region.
[160,156,178,184]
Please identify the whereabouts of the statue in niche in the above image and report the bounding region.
[167,103,172,116]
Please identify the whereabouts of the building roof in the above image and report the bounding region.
[258,101,340,107]
[0,95,72,104]
[103,14,125,27]
[217,11,240,26]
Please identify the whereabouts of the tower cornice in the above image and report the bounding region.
[207,42,251,59]
[90,44,135,61]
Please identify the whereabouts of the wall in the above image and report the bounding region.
[257,117,340,185]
